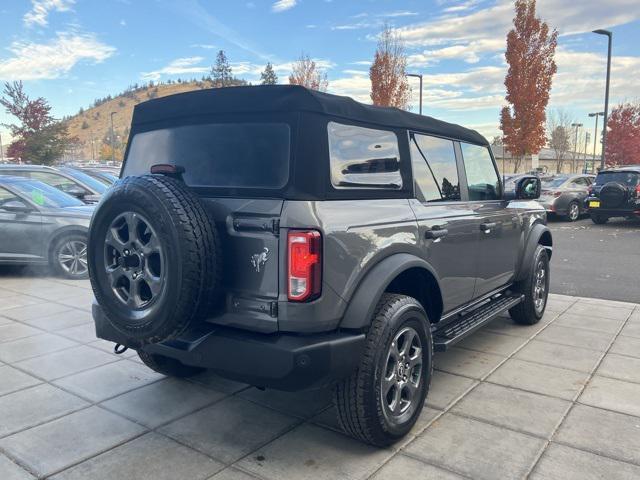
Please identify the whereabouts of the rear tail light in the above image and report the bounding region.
[588,185,594,195]
[288,230,322,302]
[551,191,562,197]
[635,184,640,199]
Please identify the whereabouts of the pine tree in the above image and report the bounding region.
[260,63,278,85]
[212,50,233,87]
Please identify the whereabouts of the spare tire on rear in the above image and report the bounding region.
[88,174,220,345]
[599,182,627,208]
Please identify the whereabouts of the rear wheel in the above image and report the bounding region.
[566,201,580,222]
[591,214,608,225]
[138,350,204,378]
[510,245,549,325]
[334,294,432,446]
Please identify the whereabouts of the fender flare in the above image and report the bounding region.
[515,222,552,282]
[340,253,441,330]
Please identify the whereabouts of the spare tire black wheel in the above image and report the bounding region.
[599,182,627,208]
[88,174,221,344]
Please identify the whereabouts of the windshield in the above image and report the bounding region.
[60,168,109,194]
[123,122,291,189]
[12,180,85,208]
[595,171,639,187]
[542,177,568,188]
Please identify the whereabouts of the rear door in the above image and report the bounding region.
[459,142,521,297]
[0,186,43,261]
[409,133,480,312]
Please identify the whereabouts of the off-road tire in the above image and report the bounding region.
[138,350,204,378]
[565,201,580,222]
[334,294,433,446]
[591,214,608,224]
[50,233,89,280]
[88,174,221,344]
[510,245,549,325]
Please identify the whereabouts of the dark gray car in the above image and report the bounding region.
[538,174,595,221]
[0,176,93,279]
[88,86,552,446]
[0,164,107,204]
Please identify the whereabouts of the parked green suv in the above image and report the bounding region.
[88,86,552,445]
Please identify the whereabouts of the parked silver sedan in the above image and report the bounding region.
[537,174,595,221]
[0,176,94,279]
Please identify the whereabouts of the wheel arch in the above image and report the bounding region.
[47,226,89,262]
[515,222,552,282]
[340,253,443,331]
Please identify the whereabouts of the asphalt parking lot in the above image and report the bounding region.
[548,215,640,303]
[1,271,639,479]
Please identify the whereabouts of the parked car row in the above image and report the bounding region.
[0,164,120,279]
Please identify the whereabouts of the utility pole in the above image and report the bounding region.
[110,111,117,164]
[593,29,612,169]
[0,132,4,163]
[571,123,583,173]
[588,112,604,173]
[583,132,590,173]
[406,73,423,115]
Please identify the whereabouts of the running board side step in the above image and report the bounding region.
[432,293,524,352]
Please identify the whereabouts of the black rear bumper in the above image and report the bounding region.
[92,303,365,391]
[588,208,640,217]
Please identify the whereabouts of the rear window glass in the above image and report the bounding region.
[328,122,402,189]
[124,123,290,189]
[542,177,569,188]
[595,171,639,187]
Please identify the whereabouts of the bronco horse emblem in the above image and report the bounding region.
[250,247,269,273]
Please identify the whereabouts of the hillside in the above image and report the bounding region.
[63,80,218,161]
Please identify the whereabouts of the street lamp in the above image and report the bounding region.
[110,111,117,163]
[593,29,612,170]
[571,123,583,173]
[588,112,604,173]
[406,73,423,115]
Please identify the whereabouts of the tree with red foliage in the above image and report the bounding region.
[500,0,558,172]
[0,81,69,164]
[288,53,328,92]
[605,102,640,166]
[370,25,411,109]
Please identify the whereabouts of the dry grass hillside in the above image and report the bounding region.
[64,80,215,161]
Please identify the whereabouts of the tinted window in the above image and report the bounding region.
[328,122,401,189]
[460,143,500,201]
[11,180,84,208]
[59,168,108,193]
[595,171,639,187]
[30,171,90,195]
[0,186,20,204]
[411,133,460,201]
[124,123,290,189]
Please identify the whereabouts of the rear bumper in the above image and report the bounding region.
[588,208,640,217]
[92,303,365,391]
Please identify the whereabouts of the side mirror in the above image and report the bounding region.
[1,200,32,213]
[65,186,87,199]
[503,176,541,200]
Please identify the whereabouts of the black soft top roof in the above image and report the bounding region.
[131,85,488,146]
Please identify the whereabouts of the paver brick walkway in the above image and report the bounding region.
[0,272,639,479]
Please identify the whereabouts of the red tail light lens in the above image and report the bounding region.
[551,191,562,197]
[288,230,322,302]
[635,184,640,198]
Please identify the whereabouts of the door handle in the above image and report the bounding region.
[425,228,448,240]
[480,222,498,233]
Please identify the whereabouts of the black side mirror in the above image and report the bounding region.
[503,176,541,200]
[1,200,32,213]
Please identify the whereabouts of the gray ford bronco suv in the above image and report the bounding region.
[88,85,552,446]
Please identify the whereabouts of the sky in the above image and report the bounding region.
[0,0,639,150]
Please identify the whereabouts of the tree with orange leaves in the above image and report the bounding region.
[500,0,558,172]
[605,102,640,166]
[370,25,410,109]
[288,53,328,92]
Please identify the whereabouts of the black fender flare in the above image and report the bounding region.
[340,253,441,330]
[515,222,552,282]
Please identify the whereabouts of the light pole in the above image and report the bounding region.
[406,73,423,115]
[110,112,117,163]
[571,123,583,173]
[593,29,612,169]
[588,112,604,173]
[0,132,4,163]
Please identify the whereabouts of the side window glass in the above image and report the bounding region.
[30,172,85,194]
[0,187,20,206]
[411,133,460,201]
[328,122,402,189]
[460,143,500,201]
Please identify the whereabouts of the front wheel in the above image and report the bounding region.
[565,201,580,222]
[334,294,433,446]
[509,245,550,325]
[50,234,89,279]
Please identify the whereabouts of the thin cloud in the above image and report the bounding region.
[272,0,297,13]
[141,56,209,81]
[24,0,75,27]
[0,32,115,80]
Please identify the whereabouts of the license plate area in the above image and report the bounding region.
[589,200,600,208]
